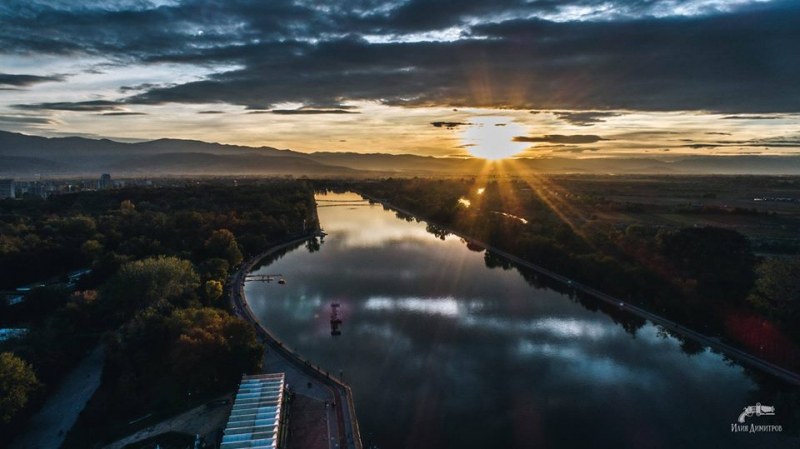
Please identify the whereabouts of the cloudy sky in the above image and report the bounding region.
[1,0,799,158]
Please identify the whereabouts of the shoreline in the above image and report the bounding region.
[357,191,800,387]
[228,232,363,449]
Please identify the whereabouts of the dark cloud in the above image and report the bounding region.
[721,115,785,120]
[609,131,680,139]
[552,111,622,126]
[197,110,225,114]
[0,115,55,125]
[13,100,122,112]
[0,73,65,87]
[514,134,605,144]
[119,83,165,93]
[1,1,799,112]
[684,143,722,149]
[130,4,800,112]
[431,121,471,129]
[98,111,147,116]
[551,147,600,153]
[682,138,800,149]
[716,151,766,155]
[269,108,359,115]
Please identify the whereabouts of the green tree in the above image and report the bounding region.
[101,256,199,320]
[0,353,40,423]
[198,258,230,282]
[204,229,243,267]
[658,226,755,301]
[748,256,800,320]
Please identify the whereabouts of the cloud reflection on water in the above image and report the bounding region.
[244,192,791,449]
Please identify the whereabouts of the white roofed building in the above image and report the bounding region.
[220,373,288,449]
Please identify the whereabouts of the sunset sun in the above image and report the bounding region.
[460,116,529,160]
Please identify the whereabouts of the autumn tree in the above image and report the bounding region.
[108,307,262,410]
[0,353,40,423]
[203,279,224,303]
[204,229,243,267]
[168,307,263,396]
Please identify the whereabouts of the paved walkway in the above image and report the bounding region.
[10,346,106,449]
[287,394,328,449]
[230,234,362,449]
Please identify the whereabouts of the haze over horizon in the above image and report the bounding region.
[1,0,800,162]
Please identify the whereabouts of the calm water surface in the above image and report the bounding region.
[245,192,797,449]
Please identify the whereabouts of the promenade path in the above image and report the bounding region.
[230,234,362,449]
[11,346,105,449]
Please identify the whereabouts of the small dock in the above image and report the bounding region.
[246,273,285,283]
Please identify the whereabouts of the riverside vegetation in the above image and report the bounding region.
[0,180,316,445]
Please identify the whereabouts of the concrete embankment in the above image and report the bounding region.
[229,233,363,449]
[358,191,800,387]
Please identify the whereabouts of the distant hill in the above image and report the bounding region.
[2,130,800,177]
[0,130,355,177]
[304,152,484,173]
[109,152,359,176]
[0,155,67,172]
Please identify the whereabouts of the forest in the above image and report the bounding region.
[0,180,317,445]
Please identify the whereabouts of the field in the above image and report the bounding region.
[505,175,800,254]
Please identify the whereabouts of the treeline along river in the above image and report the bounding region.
[244,192,798,449]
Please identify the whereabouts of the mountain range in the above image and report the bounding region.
[2,130,800,177]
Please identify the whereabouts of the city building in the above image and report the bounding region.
[99,173,112,189]
[0,328,28,342]
[0,179,15,199]
[220,373,288,449]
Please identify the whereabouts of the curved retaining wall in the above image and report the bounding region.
[229,234,363,449]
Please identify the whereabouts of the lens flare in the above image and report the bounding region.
[461,116,529,160]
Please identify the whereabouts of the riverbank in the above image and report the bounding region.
[358,191,800,386]
[228,233,363,449]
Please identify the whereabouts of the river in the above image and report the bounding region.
[244,192,798,449]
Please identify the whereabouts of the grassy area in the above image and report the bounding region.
[547,175,800,253]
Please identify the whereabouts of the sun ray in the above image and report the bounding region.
[501,160,600,251]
